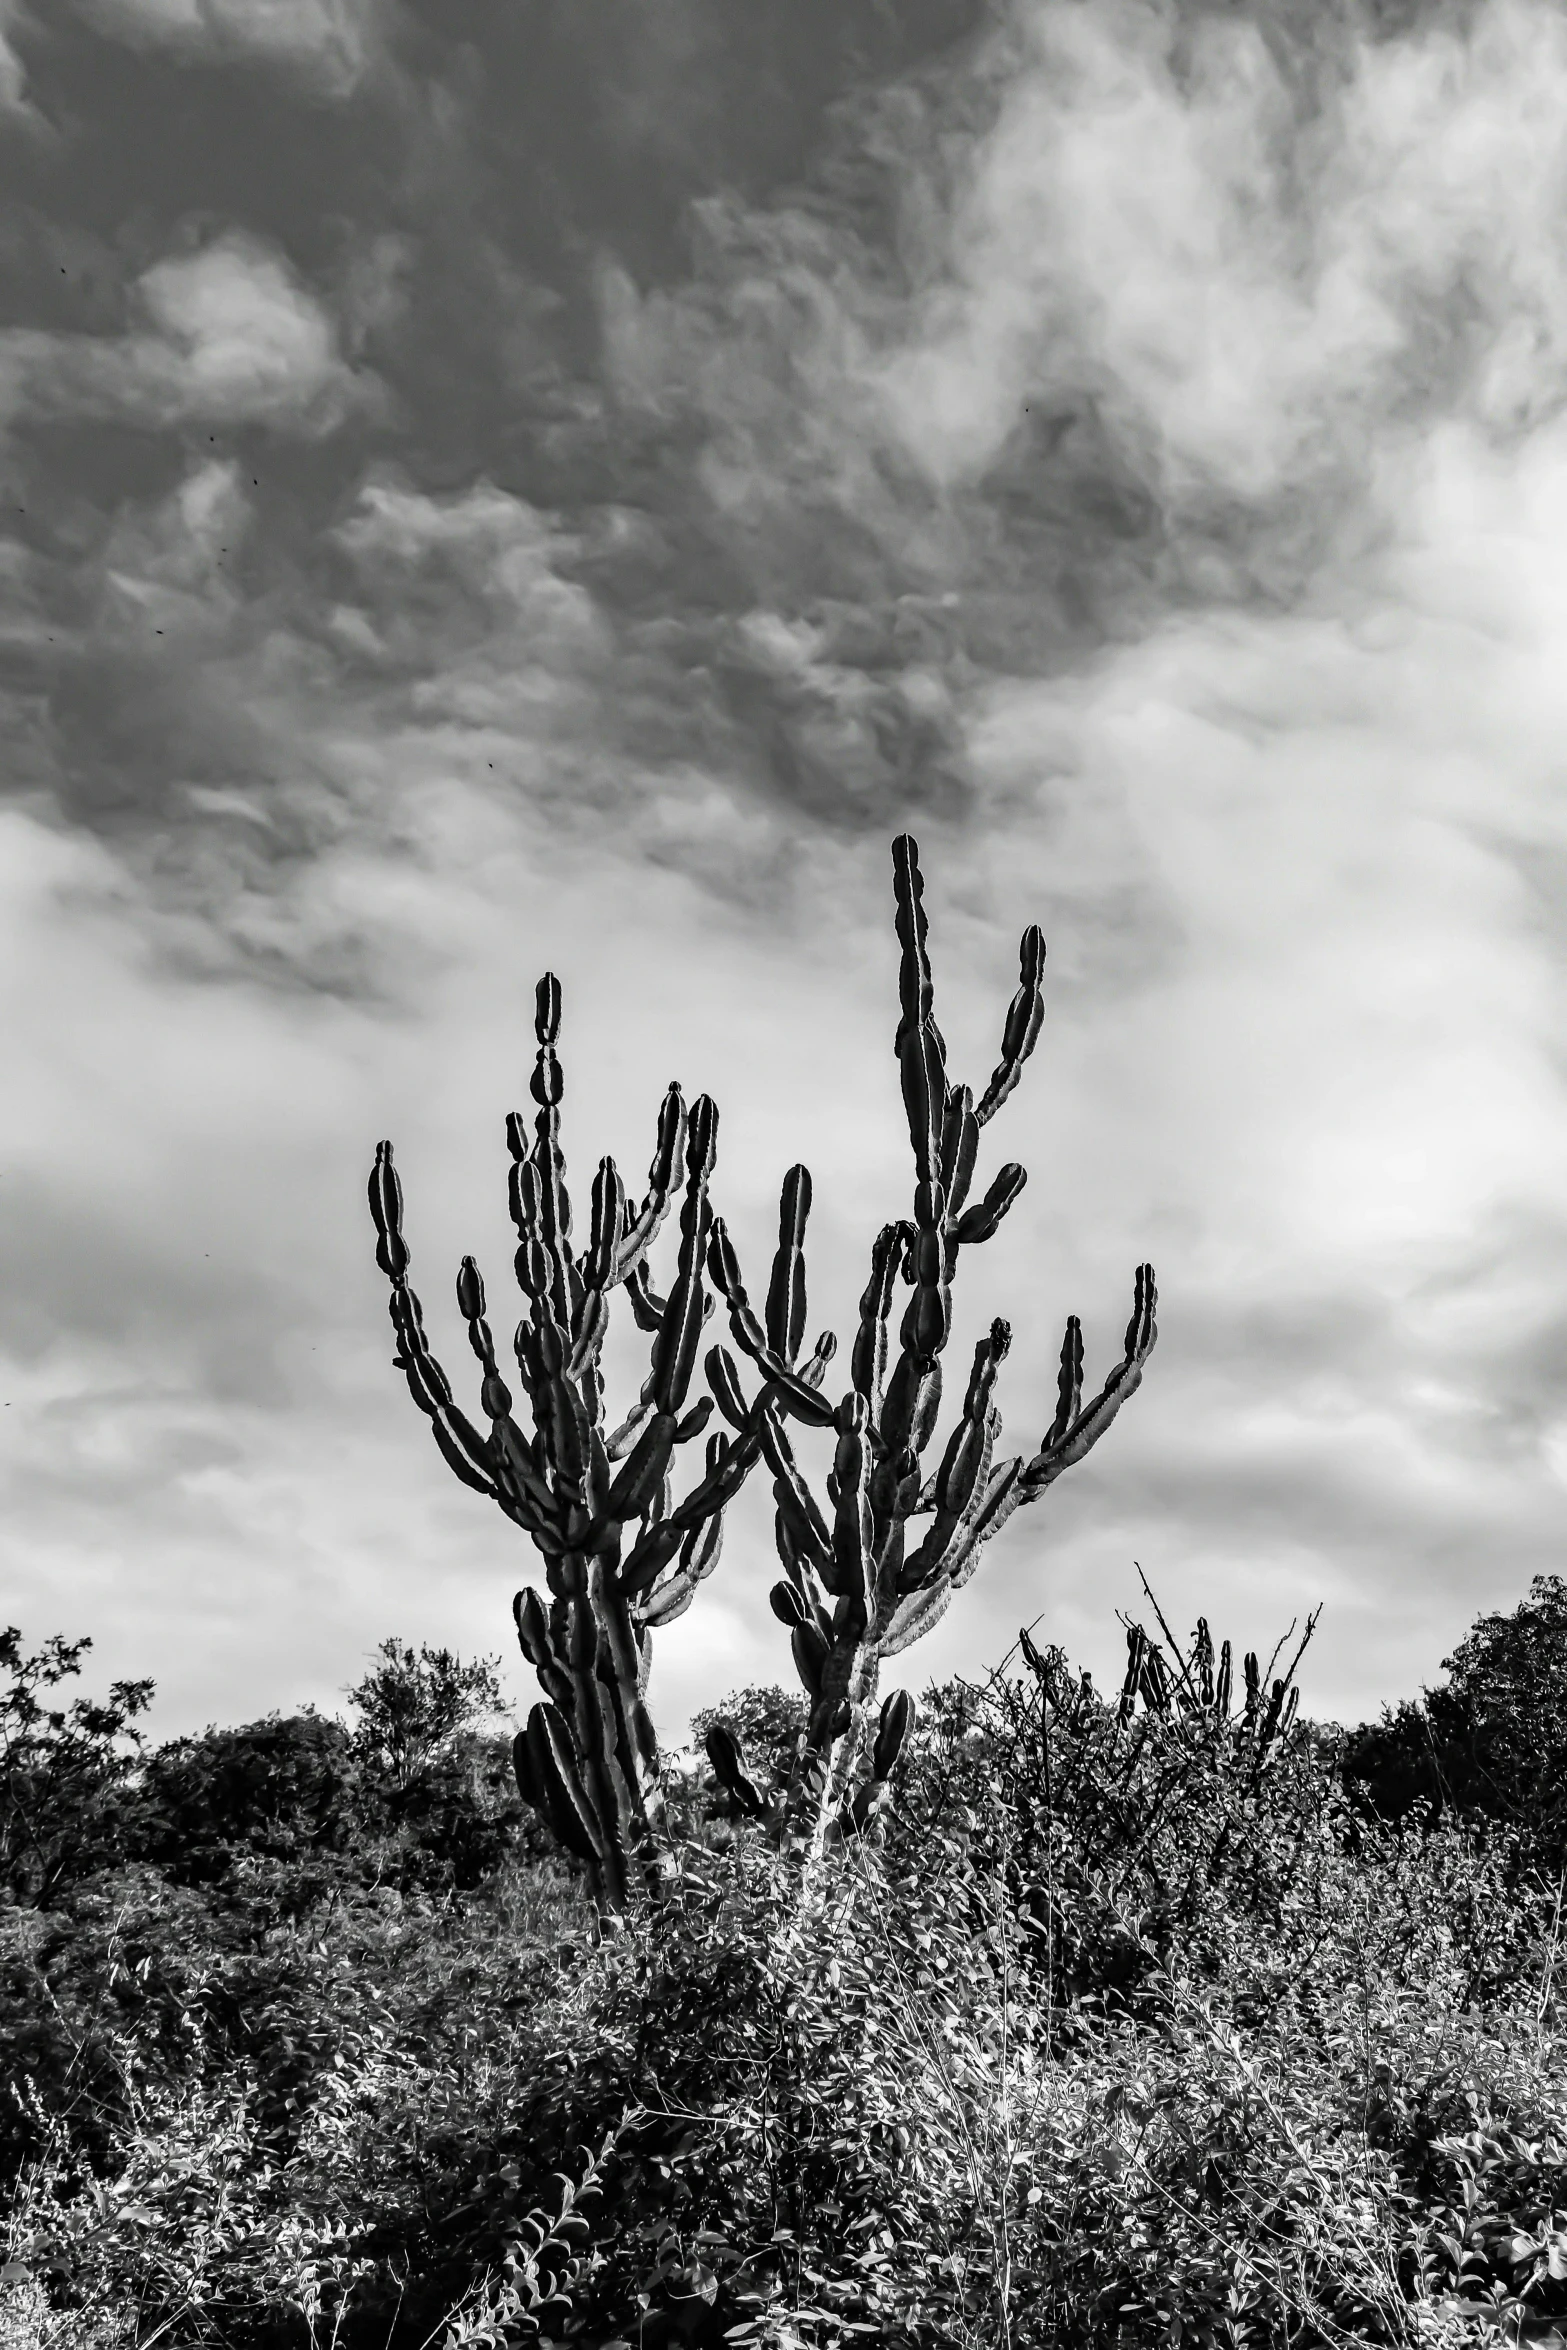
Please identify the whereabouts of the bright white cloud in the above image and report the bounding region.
[0,235,375,436]
[873,0,1567,501]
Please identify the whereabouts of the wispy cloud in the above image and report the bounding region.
[74,0,381,99]
[3,0,1567,1748]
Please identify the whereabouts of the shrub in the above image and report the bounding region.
[1340,1574,1567,1883]
[9,1587,1567,2347]
[127,1712,360,1888]
[343,1641,507,1800]
[0,1630,154,1909]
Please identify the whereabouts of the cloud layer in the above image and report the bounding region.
[3,0,1567,1749]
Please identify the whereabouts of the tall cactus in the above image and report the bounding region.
[367,979,826,1910]
[703,835,1158,1874]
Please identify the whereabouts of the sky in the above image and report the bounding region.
[4,0,1567,1756]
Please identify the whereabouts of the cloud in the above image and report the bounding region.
[0,233,377,435]
[74,0,379,99]
[9,0,1567,1752]
[0,1,37,113]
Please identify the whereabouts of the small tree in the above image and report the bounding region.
[344,1638,506,1795]
[1341,1573,1567,1871]
[0,1628,154,1906]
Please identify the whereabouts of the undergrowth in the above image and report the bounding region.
[3,1633,1567,2349]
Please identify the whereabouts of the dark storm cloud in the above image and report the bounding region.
[3,0,1436,941]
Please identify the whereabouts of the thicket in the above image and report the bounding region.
[3,1588,1567,2350]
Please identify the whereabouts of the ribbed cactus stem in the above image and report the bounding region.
[708,835,1161,1908]
[369,982,772,1915]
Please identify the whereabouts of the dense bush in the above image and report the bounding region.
[126,1713,361,1888]
[5,1600,1567,2349]
[1339,1574,1567,1883]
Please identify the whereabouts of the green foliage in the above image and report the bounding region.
[0,1629,154,1909]
[688,1687,809,1786]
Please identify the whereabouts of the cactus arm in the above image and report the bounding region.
[707,1218,838,1428]
[601,1411,678,1526]
[613,1083,687,1281]
[950,1163,1027,1248]
[892,1322,1010,1591]
[521,1701,608,1871]
[896,1417,1012,1598]
[850,1223,907,1422]
[830,1396,876,1628]
[938,1452,1027,1581]
[879,1347,943,1463]
[974,923,1046,1127]
[622,1260,669,1334]
[640,1509,725,1628]
[660,1424,760,1534]
[892,835,949,1184]
[583,1156,627,1288]
[567,1289,611,1384]
[756,1404,837,1584]
[456,1255,566,1538]
[937,1088,980,1222]
[1045,1315,1084,1448]
[513,1587,575,1715]
[1020,1263,1158,1496]
[933,1321,1010,1520]
[706,1723,768,1817]
[640,1580,695,1630]
[508,976,576,1331]
[769,1576,816,1631]
[531,1316,595,1504]
[649,1097,718,1415]
[705,1344,753,1430]
[895,1184,954,1367]
[619,1522,684,1600]
[369,1147,503,1499]
[836,1686,916,1842]
[879,1574,960,1660]
[765,1165,813,1364]
[604,1383,658,1461]
[672,1395,714,1445]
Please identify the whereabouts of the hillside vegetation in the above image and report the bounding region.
[2,1581,1566,2350]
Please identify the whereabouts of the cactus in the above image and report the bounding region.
[703,835,1157,1880]
[1103,1568,1320,1785]
[368,978,820,1911]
